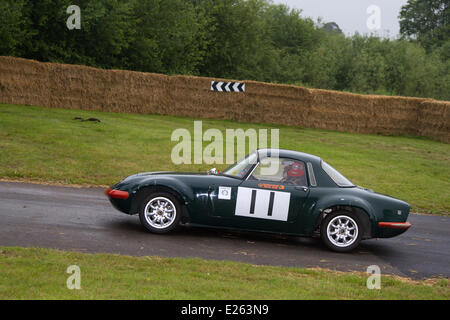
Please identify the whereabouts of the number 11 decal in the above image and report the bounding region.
[235,187,291,221]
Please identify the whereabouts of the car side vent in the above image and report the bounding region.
[307,162,317,187]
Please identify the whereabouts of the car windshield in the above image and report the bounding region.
[222,152,258,179]
[321,161,354,187]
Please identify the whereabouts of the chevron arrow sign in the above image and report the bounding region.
[211,81,245,92]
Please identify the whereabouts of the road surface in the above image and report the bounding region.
[0,182,448,279]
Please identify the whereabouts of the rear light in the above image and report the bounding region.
[378,222,411,229]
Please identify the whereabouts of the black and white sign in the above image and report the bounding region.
[235,187,290,221]
[211,81,245,92]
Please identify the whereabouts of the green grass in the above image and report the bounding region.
[0,246,447,299]
[0,104,449,214]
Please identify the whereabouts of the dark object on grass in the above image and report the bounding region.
[83,118,101,122]
[72,117,101,122]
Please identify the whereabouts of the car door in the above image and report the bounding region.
[206,177,241,226]
[211,157,311,233]
[207,152,257,225]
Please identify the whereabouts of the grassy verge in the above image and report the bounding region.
[0,104,449,214]
[0,246,448,299]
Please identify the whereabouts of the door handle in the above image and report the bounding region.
[295,186,309,192]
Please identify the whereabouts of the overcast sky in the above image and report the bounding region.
[271,0,408,37]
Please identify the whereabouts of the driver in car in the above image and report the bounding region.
[281,161,307,186]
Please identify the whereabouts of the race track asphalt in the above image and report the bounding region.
[0,182,448,279]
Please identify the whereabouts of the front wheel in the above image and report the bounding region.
[138,192,181,234]
[320,211,362,252]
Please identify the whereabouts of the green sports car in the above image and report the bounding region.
[106,149,411,252]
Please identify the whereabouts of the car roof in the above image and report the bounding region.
[257,148,322,164]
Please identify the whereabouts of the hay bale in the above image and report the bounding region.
[0,56,448,143]
[417,100,450,144]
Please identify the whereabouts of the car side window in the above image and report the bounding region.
[249,157,308,187]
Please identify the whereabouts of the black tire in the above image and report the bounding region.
[320,211,362,252]
[138,191,182,234]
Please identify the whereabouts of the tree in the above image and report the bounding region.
[16,0,135,68]
[399,0,449,49]
[322,22,343,34]
[195,0,274,80]
[0,0,28,56]
[262,3,320,84]
[126,0,208,74]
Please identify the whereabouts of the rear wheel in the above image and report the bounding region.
[138,192,181,234]
[320,211,362,252]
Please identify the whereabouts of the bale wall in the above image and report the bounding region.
[0,56,448,143]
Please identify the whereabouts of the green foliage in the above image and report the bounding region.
[322,22,343,34]
[1,246,448,299]
[195,0,275,80]
[0,0,28,56]
[125,0,208,74]
[397,0,449,100]
[0,0,448,100]
[399,0,449,50]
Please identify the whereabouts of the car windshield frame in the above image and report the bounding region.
[221,152,259,180]
[321,160,355,187]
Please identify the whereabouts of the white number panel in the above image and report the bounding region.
[235,187,291,221]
